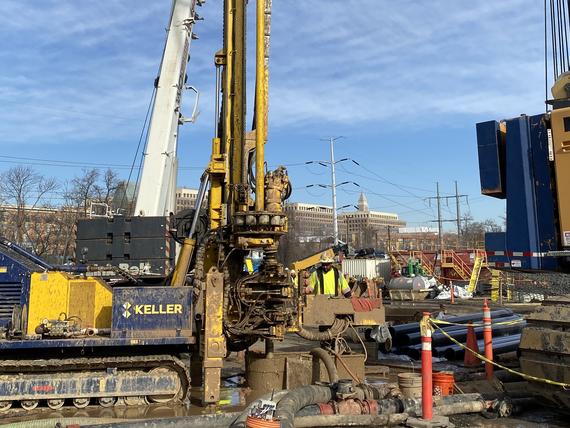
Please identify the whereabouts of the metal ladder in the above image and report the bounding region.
[467,255,484,294]
[490,269,500,301]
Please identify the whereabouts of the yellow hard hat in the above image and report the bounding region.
[320,253,335,264]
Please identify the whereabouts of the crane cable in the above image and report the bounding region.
[546,0,570,87]
[118,87,156,215]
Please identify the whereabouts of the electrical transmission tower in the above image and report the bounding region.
[425,181,468,250]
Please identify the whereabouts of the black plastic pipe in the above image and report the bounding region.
[389,309,513,339]
[405,321,524,359]
[401,315,522,346]
[409,333,521,360]
[433,308,513,325]
[394,323,472,347]
[433,335,512,361]
[443,334,521,360]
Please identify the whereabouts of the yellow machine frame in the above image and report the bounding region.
[26,272,112,336]
[549,107,570,248]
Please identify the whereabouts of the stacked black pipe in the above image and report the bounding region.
[389,309,525,360]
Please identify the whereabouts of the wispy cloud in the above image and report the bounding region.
[266,0,544,127]
[0,0,169,145]
[0,0,547,225]
[0,0,546,146]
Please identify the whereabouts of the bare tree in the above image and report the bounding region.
[21,206,60,258]
[66,168,101,216]
[0,166,124,261]
[99,168,121,207]
[0,166,58,243]
[460,212,502,248]
[360,225,380,249]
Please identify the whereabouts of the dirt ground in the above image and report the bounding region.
[1,334,568,427]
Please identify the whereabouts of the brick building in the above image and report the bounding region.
[284,193,406,247]
[175,187,199,213]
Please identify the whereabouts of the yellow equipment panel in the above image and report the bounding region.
[550,107,570,247]
[27,272,113,335]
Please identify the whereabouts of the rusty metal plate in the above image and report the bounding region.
[303,295,385,327]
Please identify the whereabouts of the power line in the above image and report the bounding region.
[425,181,468,250]
[345,160,455,196]
[0,155,203,171]
[283,157,454,196]
[342,185,434,216]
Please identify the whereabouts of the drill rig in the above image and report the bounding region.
[171,0,298,403]
[0,0,387,411]
[0,0,296,410]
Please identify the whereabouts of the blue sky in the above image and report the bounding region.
[0,1,547,229]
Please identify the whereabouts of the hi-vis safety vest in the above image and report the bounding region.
[315,267,341,296]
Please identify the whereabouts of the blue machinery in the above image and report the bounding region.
[478,107,570,409]
[0,238,194,411]
[477,113,568,271]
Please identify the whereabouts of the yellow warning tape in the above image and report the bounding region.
[431,318,525,328]
[428,319,570,389]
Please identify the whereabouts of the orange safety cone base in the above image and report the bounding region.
[464,323,481,367]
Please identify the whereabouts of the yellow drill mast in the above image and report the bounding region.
[171,0,296,404]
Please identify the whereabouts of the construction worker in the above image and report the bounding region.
[289,269,298,286]
[305,254,353,297]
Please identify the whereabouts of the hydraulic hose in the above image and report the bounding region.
[435,400,487,416]
[310,348,339,383]
[293,413,409,427]
[296,393,485,419]
[275,385,334,428]
[296,318,349,341]
[391,394,486,418]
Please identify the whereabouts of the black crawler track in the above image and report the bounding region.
[0,354,191,409]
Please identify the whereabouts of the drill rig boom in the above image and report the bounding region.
[134,0,200,217]
[171,0,297,404]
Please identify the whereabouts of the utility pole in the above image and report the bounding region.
[316,136,345,246]
[330,137,339,245]
[436,182,443,251]
[455,180,461,247]
[426,182,469,251]
[387,225,394,252]
[307,138,359,246]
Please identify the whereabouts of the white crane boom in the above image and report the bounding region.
[134,0,199,217]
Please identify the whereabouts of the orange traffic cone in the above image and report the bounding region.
[464,321,480,367]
